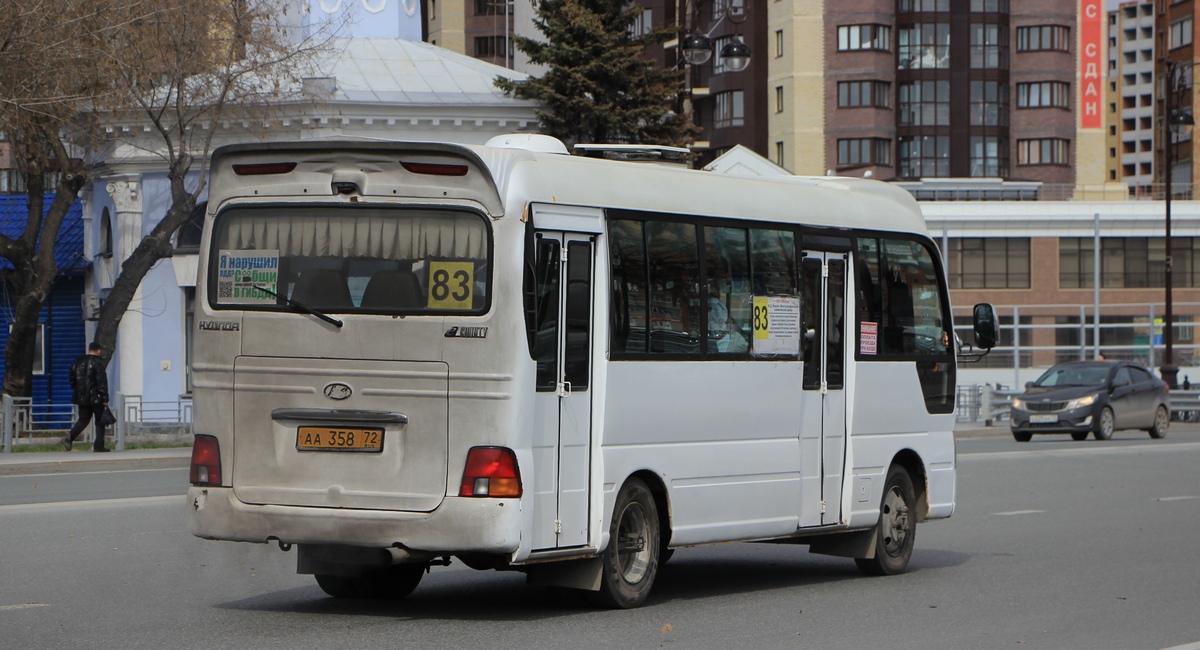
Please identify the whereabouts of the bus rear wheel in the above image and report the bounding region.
[315,563,426,600]
[588,478,660,609]
[855,465,916,577]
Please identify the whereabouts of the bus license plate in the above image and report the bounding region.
[1029,414,1058,424]
[296,427,384,452]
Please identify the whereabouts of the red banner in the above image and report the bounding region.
[1080,0,1103,129]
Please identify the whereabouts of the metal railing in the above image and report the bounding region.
[2,392,192,453]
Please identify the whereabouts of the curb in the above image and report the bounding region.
[0,450,190,477]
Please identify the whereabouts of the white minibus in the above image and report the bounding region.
[187,136,998,608]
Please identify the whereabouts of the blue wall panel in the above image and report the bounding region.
[0,275,86,403]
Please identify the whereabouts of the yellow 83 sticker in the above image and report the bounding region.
[428,261,474,309]
[752,296,770,339]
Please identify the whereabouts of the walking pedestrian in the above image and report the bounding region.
[63,342,110,452]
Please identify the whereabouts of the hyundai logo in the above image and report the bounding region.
[324,383,352,400]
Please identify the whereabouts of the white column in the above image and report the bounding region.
[105,177,144,399]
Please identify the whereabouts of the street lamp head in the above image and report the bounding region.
[681,32,713,65]
[720,39,751,73]
[1170,110,1195,136]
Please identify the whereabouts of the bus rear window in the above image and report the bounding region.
[209,206,490,314]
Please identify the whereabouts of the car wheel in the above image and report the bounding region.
[855,465,917,577]
[1148,405,1169,439]
[1094,407,1115,441]
[587,478,660,609]
[1012,430,1032,442]
[1070,431,1089,441]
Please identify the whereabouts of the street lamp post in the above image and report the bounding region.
[1162,60,1194,388]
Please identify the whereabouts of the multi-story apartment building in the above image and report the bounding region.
[767,0,1084,184]
[1108,1,1157,195]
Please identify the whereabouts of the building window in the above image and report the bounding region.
[1170,17,1193,49]
[1017,25,1070,51]
[775,141,785,167]
[714,90,745,128]
[898,23,950,69]
[838,80,891,108]
[837,24,891,51]
[775,29,784,57]
[1060,237,1200,289]
[775,86,784,113]
[945,238,1030,289]
[970,136,1007,177]
[837,138,891,166]
[970,23,1007,68]
[970,0,1009,11]
[6,324,44,374]
[898,80,949,126]
[970,80,1007,126]
[1016,81,1070,108]
[474,0,508,15]
[1017,138,1070,165]
[898,135,949,178]
[473,36,512,60]
[899,0,949,10]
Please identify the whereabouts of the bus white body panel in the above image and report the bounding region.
[187,138,961,603]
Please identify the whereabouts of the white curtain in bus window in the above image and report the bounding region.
[213,207,488,313]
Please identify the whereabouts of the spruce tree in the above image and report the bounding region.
[496,0,699,147]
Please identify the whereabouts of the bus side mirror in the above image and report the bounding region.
[973,303,999,350]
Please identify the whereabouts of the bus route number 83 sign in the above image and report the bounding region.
[427,261,474,309]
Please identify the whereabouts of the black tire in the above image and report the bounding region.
[1094,407,1115,440]
[315,563,426,600]
[1012,430,1033,442]
[1149,405,1169,439]
[855,465,917,577]
[588,478,660,609]
[1070,431,1089,441]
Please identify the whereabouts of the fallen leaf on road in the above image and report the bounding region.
[661,624,673,634]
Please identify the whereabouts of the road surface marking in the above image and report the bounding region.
[0,603,50,611]
[993,509,1045,516]
[1155,496,1200,502]
[0,495,183,514]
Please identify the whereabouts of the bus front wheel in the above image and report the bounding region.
[315,563,426,600]
[855,465,916,577]
[588,478,660,609]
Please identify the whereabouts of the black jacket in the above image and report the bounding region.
[69,354,109,406]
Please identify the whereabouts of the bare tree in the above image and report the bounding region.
[89,0,334,361]
[0,0,133,396]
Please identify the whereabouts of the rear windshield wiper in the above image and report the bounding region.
[252,284,343,328]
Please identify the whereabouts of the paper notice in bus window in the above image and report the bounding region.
[751,295,801,356]
[861,321,878,355]
[216,250,279,304]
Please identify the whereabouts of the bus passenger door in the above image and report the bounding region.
[799,250,848,527]
[530,232,594,550]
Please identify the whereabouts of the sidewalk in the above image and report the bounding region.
[0,446,191,477]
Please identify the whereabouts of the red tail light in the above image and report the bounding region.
[459,447,521,497]
[401,161,469,176]
[190,434,222,486]
[232,162,297,175]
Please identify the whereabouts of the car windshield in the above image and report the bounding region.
[1033,365,1109,388]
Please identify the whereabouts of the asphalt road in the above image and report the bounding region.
[1,429,1198,649]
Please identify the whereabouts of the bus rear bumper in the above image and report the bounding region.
[187,486,522,555]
